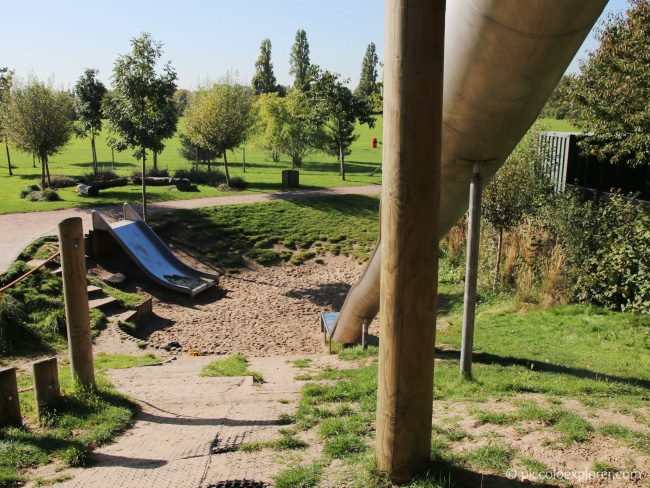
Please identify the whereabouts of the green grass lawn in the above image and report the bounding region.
[263,277,650,487]
[538,117,581,132]
[1,352,162,488]
[0,117,383,214]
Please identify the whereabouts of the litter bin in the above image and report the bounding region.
[372,137,378,148]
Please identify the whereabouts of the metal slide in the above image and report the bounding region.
[92,204,219,296]
[327,0,608,343]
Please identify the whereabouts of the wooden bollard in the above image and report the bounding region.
[33,358,60,421]
[0,367,22,427]
[58,217,95,386]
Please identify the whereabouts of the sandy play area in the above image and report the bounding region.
[88,253,379,356]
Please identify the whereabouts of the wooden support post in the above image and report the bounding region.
[58,217,95,386]
[33,357,60,421]
[0,367,22,427]
[377,0,445,482]
[460,164,482,377]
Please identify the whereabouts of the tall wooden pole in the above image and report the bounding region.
[377,0,445,482]
[0,367,21,427]
[460,164,482,377]
[58,217,95,386]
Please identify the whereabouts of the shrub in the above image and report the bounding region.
[47,175,78,188]
[0,294,26,354]
[131,167,169,179]
[19,185,40,199]
[174,166,226,187]
[81,168,118,183]
[42,188,61,201]
[20,186,61,202]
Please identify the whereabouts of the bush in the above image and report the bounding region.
[20,186,61,202]
[545,191,650,314]
[47,175,78,188]
[42,188,61,201]
[174,166,226,187]
[81,168,118,183]
[131,167,169,179]
[19,185,40,199]
[0,294,27,354]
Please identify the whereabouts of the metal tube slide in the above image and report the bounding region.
[331,0,607,343]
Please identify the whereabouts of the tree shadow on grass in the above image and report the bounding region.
[434,348,650,391]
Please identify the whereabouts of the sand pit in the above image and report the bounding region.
[90,254,377,356]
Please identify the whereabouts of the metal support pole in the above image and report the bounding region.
[376,0,445,482]
[460,163,482,377]
[59,217,95,386]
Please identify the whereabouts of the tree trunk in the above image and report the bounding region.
[153,151,158,171]
[5,143,12,176]
[223,151,231,187]
[141,149,147,222]
[91,137,97,174]
[44,155,52,188]
[32,153,36,168]
[493,227,503,290]
[40,155,46,189]
[111,148,115,170]
[242,147,246,173]
[339,142,346,181]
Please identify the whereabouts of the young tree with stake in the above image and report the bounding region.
[104,33,178,220]
[73,68,107,175]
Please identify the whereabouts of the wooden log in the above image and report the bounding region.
[77,184,99,197]
[376,0,445,482]
[58,217,95,386]
[0,367,22,427]
[174,178,192,192]
[460,164,482,377]
[32,357,60,421]
[93,177,128,190]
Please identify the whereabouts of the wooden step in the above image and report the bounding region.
[107,310,138,324]
[86,285,102,296]
[88,296,118,310]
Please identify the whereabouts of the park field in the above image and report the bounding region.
[0,117,384,214]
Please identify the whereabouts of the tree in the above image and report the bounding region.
[310,70,375,180]
[73,68,107,175]
[482,126,548,289]
[289,29,311,91]
[4,80,73,188]
[256,90,323,168]
[174,89,190,115]
[185,80,255,187]
[0,67,14,175]
[355,42,379,100]
[104,33,178,220]
[178,132,220,169]
[570,0,650,167]
[540,74,577,120]
[252,39,278,95]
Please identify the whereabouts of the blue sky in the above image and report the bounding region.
[0,0,628,90]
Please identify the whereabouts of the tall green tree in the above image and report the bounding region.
[256,90,323,168]
[252,39,278,95]
[4,80,73,188]
[355,42,379,100]
[73,68,107,175]
[104,33,178,220]
[570,0,650,167]
[0,67,14,175]
[185,80,255,187]
[178,132,220,169]
[289,29,311,91]
[310,70,375,180]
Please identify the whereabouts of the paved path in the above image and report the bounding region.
[26,355,339,488]
[0,185,380,274]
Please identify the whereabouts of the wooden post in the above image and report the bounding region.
[460,164,482,377]
[377,0,445,482]
[33,357,60,422]
[58,217,95,386]
[0,367,21,427]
